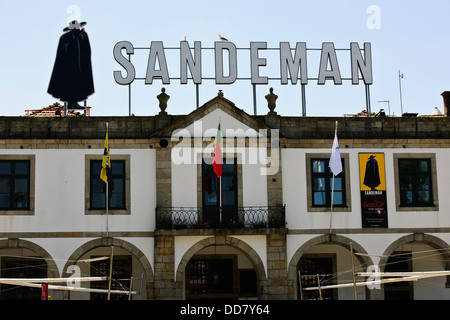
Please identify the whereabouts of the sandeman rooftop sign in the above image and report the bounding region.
[113,41,373,86]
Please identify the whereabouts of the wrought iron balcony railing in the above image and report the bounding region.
[155,206,286,230]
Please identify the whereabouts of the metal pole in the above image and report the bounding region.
[301,84,306,116]
[128,276,133,300]
[329,121,337,234]
[106,180,109,237]
[298,271,304,300]
[398,70,403,116]
[365,85,371,117]
[350,242,357,300]
[107,246,114,300]
[316,274,322,300]
[128,55,132,116]
[219,176,222,225]
[106,122,109,238]
[253,84,257,115]
[196,84,199,109]
[329,174,335,234]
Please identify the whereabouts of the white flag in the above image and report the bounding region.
[329,130,342,176]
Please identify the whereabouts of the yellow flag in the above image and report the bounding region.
[100,129,110,183]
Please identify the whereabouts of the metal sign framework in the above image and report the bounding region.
[113,41,373,116]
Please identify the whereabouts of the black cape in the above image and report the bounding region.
[48,29,94,105]
[363,158,381,189]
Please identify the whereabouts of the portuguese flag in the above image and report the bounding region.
[212,121,222,178]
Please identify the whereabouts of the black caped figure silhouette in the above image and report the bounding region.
[363,155,381,190]
[48,20,94,109]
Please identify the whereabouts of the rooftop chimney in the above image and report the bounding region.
[441,91,450,117]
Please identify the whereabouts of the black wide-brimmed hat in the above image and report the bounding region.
[63,20,87,32]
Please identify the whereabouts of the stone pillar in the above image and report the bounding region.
[156,146,171,208]
[266,149,282,207]
[266,123,283,227]
[154,235,176,299]
[266,233,288,299]
[154,139,176,299]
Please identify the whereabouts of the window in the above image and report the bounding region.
[202,158,238,227]
[306,153,350,212]
[0,160,30,210]
[311,158,345,207]
[90,160,125,210]
[399,159,433,206]
[85,155,130,215]
[394,154,438,211]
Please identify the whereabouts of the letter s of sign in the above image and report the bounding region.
[113,41,136,85]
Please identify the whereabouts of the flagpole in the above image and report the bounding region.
[219,117,222,226]
[330,174,335,234]
[216,117,222,226]
[106,122,109,238]
[329,121,338,234]
[398,70,403,116]
[106,175,109,237]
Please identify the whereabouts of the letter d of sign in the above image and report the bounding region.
[215,42,237,84]
[113,41,136,85]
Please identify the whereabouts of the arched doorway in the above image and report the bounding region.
[63,237,153,300]
[287,234,378,300]
[380,233,450,300]
[0,239,59,300]
[176,236,267,300]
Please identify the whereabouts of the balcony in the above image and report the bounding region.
[155,206,286,230]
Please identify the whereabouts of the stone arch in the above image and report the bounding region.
[175,235,268,299]
[380,233,450,271]
[378,233,450,300]
[62,237,154,299]
[0,238,60,278]
[286,234,379,300]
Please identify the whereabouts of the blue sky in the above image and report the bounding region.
[0,0,449,117]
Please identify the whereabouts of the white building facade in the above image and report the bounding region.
[0,91,450,300]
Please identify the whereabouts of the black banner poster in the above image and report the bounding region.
[359,153,388,228]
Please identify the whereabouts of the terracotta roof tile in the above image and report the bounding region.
[23,102,89,117]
